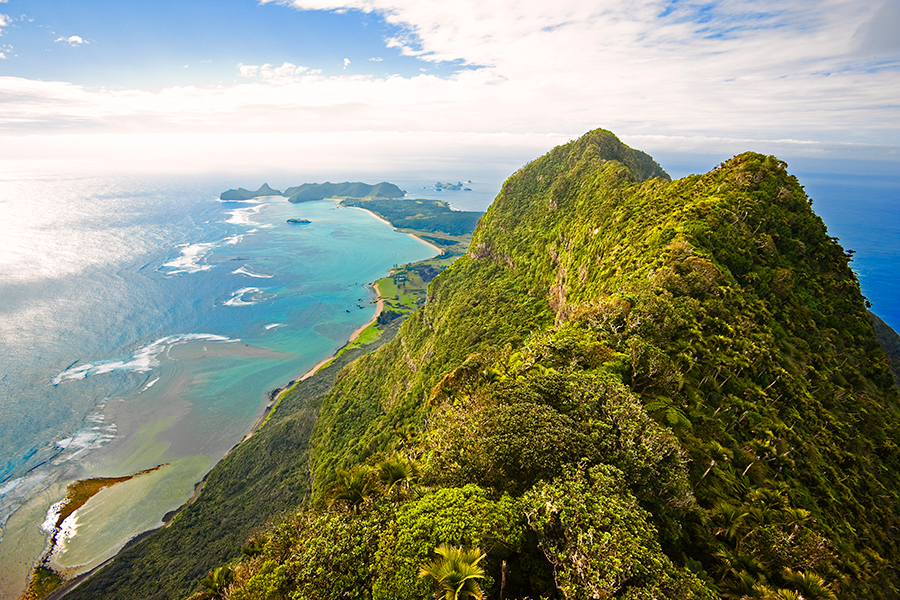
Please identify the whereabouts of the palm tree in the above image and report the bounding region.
[780,569,838,600]
[418,543,487,600]
[328,466,374,513]
[377,455,418,498]
[712,502,748,543]
[200,565,233,599]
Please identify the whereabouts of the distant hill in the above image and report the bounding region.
[219,183,282,200]
[283,182,405,203]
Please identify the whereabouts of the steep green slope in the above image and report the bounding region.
[870,311,900,386]
[220,130,899,599]
[67,129,900,600]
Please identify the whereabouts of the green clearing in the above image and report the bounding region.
[336,251,462,361]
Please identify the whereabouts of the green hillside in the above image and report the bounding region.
[219,183,282,200]
[64,130,900,600]
[283,182,405,203]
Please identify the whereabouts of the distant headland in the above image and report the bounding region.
[219,182,405,203]
[219,183,282,200]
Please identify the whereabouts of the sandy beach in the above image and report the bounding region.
[1,190,441,599]
[341,202,444,254]
[238,203,443,446]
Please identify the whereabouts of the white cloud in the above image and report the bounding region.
[853,0,900,54]
[55,35,86,46]
[238,61,310,82]
[2,0,899,169]
[369,57,383,61]
[344,57,350,68]
[0,13,10,32]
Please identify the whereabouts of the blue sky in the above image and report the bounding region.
[0,0,898,173]
[0,0,466,89]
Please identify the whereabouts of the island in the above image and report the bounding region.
[283,181,405,203]
[219,183,282,200]
[218,180,485,257]
[433,181,472,191]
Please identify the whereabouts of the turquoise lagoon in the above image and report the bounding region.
[0,170,437,593]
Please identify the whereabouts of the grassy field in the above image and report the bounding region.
[335,250,462,361]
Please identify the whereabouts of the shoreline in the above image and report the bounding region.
[340,202,444,254]
[240,203,443,443]
[241,278,388,444]
[302,280,385,381]
[12,196,442,599]
[266,201,440,402]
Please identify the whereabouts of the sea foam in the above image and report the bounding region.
[160,242,216,275]
[52,334,237,385]
[224,287,272,307]
[232,265,274,279]
[226,204,266,226]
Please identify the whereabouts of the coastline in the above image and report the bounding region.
[240,204,443,444]
[242,279,385,444]
[239,204,443,446]
[7,195,442,599]
[341,202,444,254]
[302,280,385,381]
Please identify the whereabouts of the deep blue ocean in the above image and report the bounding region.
[0,158,896,594]
[794,169,900,330]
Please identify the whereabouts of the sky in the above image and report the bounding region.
[0,0,899,175]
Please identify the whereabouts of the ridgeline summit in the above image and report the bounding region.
[61,130,900,600]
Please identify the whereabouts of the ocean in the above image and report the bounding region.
[0,168,442,594]
[0,157,896,597]
[793,169,900,330]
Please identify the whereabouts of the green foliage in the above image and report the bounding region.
[869,311,900,386]
[340,197,483,235]
[228,507,388,600]
[303,130,900,598]
[22,566,62,600]
[200,566,233,598]
[423,363,692,512]
[373,485,523,600]
[522,465,715,599]
[327,465,377,513]
[73,129,900,600]
[419,544,487,600]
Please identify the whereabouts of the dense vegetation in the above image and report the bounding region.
[870,312,900,385]
[284,182,404,203]
[69,130,900,600]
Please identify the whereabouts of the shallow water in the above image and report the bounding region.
[0,169,437,594]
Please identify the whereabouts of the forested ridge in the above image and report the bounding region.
[66,129,900,600]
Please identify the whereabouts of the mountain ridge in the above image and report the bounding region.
[62,129,900,600]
